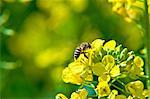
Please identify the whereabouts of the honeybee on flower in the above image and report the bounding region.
[56,39,150,98]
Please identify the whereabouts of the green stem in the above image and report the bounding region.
[111,84,128,96]
[140,76,150,80]
[116,79,125,86]
[144,0,150,89]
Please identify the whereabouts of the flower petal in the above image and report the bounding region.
[102,55,115,66]
[103,40,116,51]
[92,62,106,76]
[110,65,120,77]
[133,56,144,68]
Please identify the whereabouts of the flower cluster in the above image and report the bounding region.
[56,39,150,99]
[107,0,149,23]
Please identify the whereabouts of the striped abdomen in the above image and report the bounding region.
[74,42,91,59]
[74,47,81,59]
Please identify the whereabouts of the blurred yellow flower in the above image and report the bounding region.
[35,47,70,68]
[68,0,88,13]
[126,8,143,21]
[107,0,145,23]
[96,80,111,97]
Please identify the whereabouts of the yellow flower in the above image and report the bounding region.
[56,93,68,99]
[92,62,106,77]
[70,88,88,99]
[96,80,111,97]
[110,65,120,77]
[62,66,83,85]
[125,80,150,98]
[91,39,105,51]
[122,56,144,77]
[108,89,127,99]
[98,74,111,83]
[108,90,118,99]
[133,56,144,68]
[102,55,115,66]
[142,89,150,97]
[103,40,116,51]
[90,39,105,63]
[102,55,120,78]
[62,58,92,85]
[92,55,120,82]
[129,63,144,77]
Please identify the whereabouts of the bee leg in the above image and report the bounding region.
[83,53,88,59]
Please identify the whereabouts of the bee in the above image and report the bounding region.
[74,42,91,60]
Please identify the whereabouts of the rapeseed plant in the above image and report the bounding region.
[56,39,150,99]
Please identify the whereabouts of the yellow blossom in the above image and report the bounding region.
[142,89,150,97]
[108,90,127,99]
[125,80,150,98]
[92,55,120,82]
[70,88,88,99]
[99,74,111,83]
[62,66,83,85]
[56,93,68,99]
[92,62,106,76]
[59,38,148,99]
[102,55,115,66]
[133,56,144,68]
[108,90,118,99]
[91,39,105,53]
[96,81,111,97]
[110,65,120,77]
[62,58,92,85]
[129,63,144,77]
[102,55,120,78]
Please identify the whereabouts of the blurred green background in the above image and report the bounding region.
[0,0,144,98]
